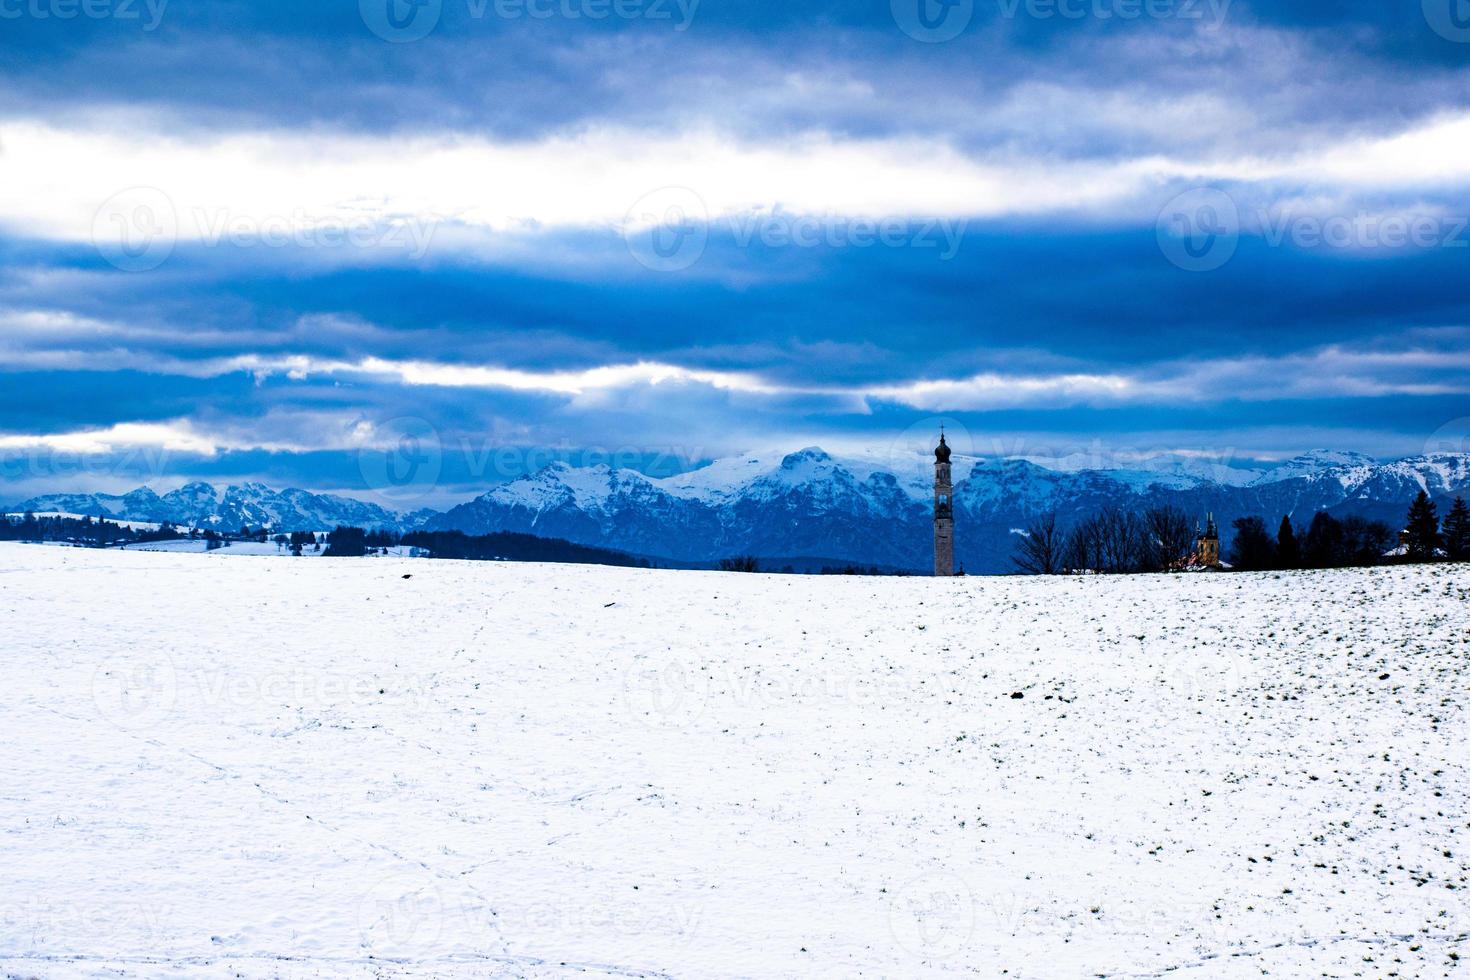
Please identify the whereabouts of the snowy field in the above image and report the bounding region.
[2,543,1468,979]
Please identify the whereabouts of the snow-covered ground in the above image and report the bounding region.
[2,543,1467,979]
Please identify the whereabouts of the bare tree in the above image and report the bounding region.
[1096,508,1136,573]
[718,555,762,573]
[1013,512,1065,575]
[1068,508,1153,574]
[1065,514,1105,574]
[1146,506,1194,571]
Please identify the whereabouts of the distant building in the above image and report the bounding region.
[1193,514,1221,569]
[934,432,954,577]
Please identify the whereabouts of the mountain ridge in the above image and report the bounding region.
[427,448,1470,573]
[9,481,421,534]
[10,449,1468,573]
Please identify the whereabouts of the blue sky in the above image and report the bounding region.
[3,0,1470,506]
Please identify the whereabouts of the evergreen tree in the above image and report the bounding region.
[1443,496,1470,562]
[324,525,368,558]
[1341,516,1393,566]
[1403,490,1441,562]
[1229,516,1276,571]
[1276,515,1300,569]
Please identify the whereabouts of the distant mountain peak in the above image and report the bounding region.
[782,447,832,464]
[1288,449,1378,467]
[1255,449,1380,486]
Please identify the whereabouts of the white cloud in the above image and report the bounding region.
[8,111,1470,251]
[0,421,225,456]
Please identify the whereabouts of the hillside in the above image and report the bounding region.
[2,544,1467,977]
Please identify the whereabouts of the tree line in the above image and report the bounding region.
[1014,491,1469,575]
[323,526,650,567]
[1012,506,1200,575]
[0,514,649,569]
[1,513,197,548]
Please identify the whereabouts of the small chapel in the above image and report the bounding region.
[1193,514,1222,569]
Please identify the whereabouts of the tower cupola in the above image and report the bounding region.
[935,433,952,463]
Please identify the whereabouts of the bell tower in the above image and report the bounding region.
[933,431,954,577]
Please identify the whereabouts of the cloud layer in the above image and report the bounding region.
[2,0,1469,500]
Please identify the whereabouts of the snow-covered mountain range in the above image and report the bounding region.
[8,482,423,535]
[10,449,1469,573]
[426,447,1470,573]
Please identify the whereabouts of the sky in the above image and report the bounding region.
[3,0,1470,507]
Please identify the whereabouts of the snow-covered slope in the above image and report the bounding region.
[1252,449,1381,485]
[1023,451,1263,488]
[3,544,1467,978]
